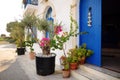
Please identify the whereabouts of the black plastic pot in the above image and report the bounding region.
[17,47,25,55]
[36,53,56,76]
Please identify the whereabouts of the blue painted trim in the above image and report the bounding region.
[45,7,53,38]
[45,32,49,38]
[24,0,38,8]
[27,0,31,4]
[46,17,54,38]
[47,17,54,21]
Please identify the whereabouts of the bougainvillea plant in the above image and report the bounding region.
[39,16,87,55]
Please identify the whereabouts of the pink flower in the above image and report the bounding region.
[42,38,50,41]
[40,42,44,47]
[54,26,62,34]
[40,38,50,47]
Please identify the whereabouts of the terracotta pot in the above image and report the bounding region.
[62,69,70,78]
[70,62,78,70]
[29,52,35,60]
[80,57,86,64]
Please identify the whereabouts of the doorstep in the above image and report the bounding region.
[71,64,120,80]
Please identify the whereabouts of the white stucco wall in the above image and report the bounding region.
[50,0,73,65]
[24,0,80,65]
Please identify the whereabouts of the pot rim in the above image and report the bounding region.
[36,53,56,57]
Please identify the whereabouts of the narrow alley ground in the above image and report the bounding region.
[0,44,75,80]
[0,44,16,72]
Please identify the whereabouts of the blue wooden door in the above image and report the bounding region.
[79,0,102,66]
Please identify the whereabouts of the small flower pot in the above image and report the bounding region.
[29,52,35,60]
[62,69,70,78]
[70,62,78,70]
[80,57,86,65]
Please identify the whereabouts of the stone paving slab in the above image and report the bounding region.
[0,59,30,80]
[0,44,77,80]
[0,44,17,73]
[18,54,76,80]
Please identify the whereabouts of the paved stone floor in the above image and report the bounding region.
[0,45,76,80]
[0,54,76,80]
[0,44,120,80]
[0,59,30,80]
[0,44,16,72]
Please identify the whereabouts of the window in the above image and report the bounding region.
[46,7,52,19]
[31,0,38,5]
[45,7,54,38]
[26,27,37,42]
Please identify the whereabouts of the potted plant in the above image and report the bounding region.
[21,14,55,76]
[21,14,87,76]
[24,40,35,60]
[77,43,93,64]
[35,16,80,76]
[60,56,70,78]
[15,22,26,55]
[67,47,79,70]
[7,21,26,55]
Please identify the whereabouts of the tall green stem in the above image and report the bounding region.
[63,44,66,57]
